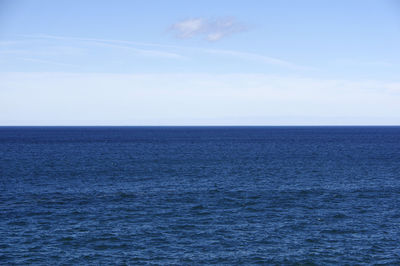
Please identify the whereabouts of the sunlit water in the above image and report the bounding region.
[1,126,400,264]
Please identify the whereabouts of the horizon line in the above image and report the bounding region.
[1,125,400,127]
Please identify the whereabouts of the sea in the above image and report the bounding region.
[1,126,400,264]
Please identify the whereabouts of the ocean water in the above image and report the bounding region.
[1,126,400,265]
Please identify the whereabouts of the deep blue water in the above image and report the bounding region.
[1,126,400,264]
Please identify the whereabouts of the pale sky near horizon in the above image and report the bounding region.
[1,0,400,125]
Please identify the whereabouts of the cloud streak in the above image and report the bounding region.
[9,34,312,70]
[170,17,246,41]
[203,49,314,70]
[18,57,79,67]
[88,42,185,59]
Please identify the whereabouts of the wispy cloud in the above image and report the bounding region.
[335,59,393,67]
[87,42,184,59]
[170,17,246,41]
[203,49,314,70]
[0,45,85,57]
[18,34,184,59]
[10,34,312,70]
[18,57,79,67]
[21,34,181,49]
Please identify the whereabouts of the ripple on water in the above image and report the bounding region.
[1,127,400,264]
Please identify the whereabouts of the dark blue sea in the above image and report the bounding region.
[1,126,400,264]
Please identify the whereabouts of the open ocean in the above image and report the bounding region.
[1,126,400,264]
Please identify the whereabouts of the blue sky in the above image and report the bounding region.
[1,0,400,125]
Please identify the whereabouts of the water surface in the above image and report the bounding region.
[1,126,400,264]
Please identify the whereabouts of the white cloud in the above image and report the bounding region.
[170,18,205,38]
[170,17,246,41]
